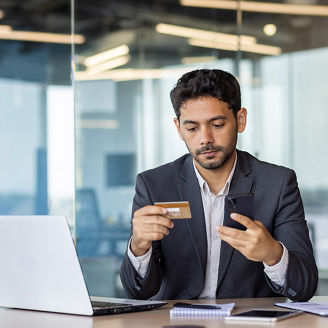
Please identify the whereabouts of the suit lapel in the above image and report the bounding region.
[178,156,207,280]
[216,151,254,292]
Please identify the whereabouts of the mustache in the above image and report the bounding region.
[195,145,224,156]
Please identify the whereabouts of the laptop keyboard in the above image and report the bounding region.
[91,301,132,309]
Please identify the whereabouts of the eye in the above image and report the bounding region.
[185,125,198,132]
[213,123,224,128]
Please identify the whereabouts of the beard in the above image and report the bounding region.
[186,132,237,170]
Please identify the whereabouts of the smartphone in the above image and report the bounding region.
[224,193,254,230]
[225,309,302,322]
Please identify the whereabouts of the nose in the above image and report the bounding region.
[200,126,214,145]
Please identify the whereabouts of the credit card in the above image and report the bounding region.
[154,201,192,219]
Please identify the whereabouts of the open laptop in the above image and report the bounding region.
[0,215,166,316]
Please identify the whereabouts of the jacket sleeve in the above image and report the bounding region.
[266,169,318,301]
[120,173,164,299]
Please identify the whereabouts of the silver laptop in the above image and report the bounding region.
[0,215,166,316]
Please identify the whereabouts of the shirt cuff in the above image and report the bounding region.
[263,242,289,287]
[127,237,152,279]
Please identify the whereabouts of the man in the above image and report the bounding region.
[120,69,318,301]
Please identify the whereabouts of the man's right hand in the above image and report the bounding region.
[130,205,174,257]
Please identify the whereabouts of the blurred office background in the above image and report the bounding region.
[0,0,328,297]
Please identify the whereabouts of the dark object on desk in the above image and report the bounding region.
[225,309,302,322]
[173,302,221,310]
[162,326,205,328]
[224,193,254,230]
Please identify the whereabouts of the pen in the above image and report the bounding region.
[173,302,221,310]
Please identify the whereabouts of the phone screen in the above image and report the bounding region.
[225,310,302,322]
[235,310,294,317]
[224,193,254,230]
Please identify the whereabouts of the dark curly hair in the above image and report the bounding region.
[170,69,241,118]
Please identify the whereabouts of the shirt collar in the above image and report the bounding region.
[193,152,238,196]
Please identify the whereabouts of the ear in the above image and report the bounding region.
[236,107,247,133]
[173,117,184,141]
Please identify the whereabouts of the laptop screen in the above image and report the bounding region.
[0,216,94,315]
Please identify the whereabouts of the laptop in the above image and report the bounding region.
[0,215,166,316]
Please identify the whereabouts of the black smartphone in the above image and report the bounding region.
[224,193,254,230]
[225,309,302,322]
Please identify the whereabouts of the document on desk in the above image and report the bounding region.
[170,302,235,316]
[275,302,328,316]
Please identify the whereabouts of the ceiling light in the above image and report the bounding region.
[156,23,256,45]
[0,30,85,44]
[181,0,328,16]
[189,38,281,56]
[75,67,191,82]
[263,24,277,36]
[84,45,130,67]
[85,55,130,75]
[181,56,217,64]
[156,23,280,56]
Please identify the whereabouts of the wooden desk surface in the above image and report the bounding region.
[1,296,327,328]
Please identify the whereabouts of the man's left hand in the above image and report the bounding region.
[216,213,283,266]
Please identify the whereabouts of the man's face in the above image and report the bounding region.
[174,96,247,170]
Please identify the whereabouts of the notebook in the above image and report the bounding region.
[0,215,167,316]
[170,302,235,316]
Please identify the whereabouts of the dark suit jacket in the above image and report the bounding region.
[120,150,318,301]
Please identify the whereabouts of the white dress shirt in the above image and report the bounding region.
[195,158,236,298]
[128,155,289,298]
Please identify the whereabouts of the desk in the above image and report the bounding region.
[1,296,327,328]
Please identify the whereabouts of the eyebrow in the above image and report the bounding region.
[182,115,227,125]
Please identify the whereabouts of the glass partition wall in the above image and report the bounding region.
[0,2,74,222]
[73,0,239,297]
[73,0,328,297]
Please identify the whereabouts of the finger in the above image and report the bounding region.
[135,205,168,216]
[135,215,174,228]
[142,223,170,236]
[144,232,166,241]
[219,232,245,249]
[216,225,248,240]
[253,220,265,229]
[215,225,246,239]
[230,213,254,229]
[216,225,240,236]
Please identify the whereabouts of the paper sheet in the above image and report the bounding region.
[275,302,328,316]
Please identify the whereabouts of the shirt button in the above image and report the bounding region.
[212,268,218,273]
